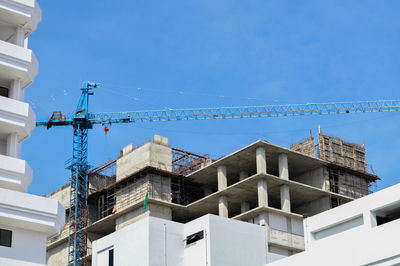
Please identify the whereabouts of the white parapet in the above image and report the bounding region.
[0,96,36,140]
[0,40,38,89]
[0,188,65,236]
[0,154,32,192]
[0,0,42,33]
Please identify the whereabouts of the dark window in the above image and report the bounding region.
[0,229,12,247]
[108,248,114,266]
[0,87,8,98]
[376,208,400,226]
[186,230,204,246]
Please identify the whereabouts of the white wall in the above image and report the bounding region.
[149,217,184,266]
[93,214,270,266]
[268,183,400,266]
[208,215,267,266]
[93,218,150,266]
[183,215,210,266]
[0,225,47,264]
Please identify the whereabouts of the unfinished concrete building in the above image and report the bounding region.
[46,132,379,265]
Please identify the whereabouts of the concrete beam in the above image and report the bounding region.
[219,196,228,217]
[256,147,267,174]
[280,184,291,212]
[257,178,268,207]
[279,153,289,180]
[217,165,227,191]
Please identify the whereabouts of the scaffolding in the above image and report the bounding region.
[91,167,187,221]
[290,130,316,157]
[172,147,210,175]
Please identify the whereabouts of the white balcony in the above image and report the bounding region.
[0,40,38,89]
[0,96,35,139]
[0,0,42,34]
[0,154,32,192]
[0,187,65,236]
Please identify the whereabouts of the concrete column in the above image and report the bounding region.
[239,171,248,181]
[256,147,267,174]
[278,153,289,180]
[259,212,268,226]
[241,202,250,213]
[6,133,19,158]
[9,79,22,101]
[239,171,250,213]
[218,196,228,217]
[280,185,291,212]
[217,165,227,191]
[257,178,268,207]
[15,27,25,47]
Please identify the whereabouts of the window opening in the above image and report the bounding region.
[186,230,204,246]
[0,229,12,247]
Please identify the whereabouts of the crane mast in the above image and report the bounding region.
[36,83,400,265]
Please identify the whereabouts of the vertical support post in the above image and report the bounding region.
[9,79,22,101]
[217,165,227,191]
[240,171,250,213]
[15,27,25,47]
[256,147,267,174]
[280,185,291,212]
[217,165,228,217]
[219,196,228,217]
[257,179,268,207]
[6,133,19,158]
[259,212,268,227]
[279,154,288,180]
[278,153,291,212]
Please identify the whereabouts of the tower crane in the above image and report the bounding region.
[36,82,400,265]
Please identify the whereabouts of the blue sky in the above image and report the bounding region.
[24,1,400,196]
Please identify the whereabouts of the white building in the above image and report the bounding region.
[268,183,400,266]
[0,1,65,265]
[92,214,269,266]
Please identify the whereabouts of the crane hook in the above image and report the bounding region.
[103,126,109,135]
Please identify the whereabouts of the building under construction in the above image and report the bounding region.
[46,129,379,265]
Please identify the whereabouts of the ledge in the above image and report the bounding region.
[0,40,38,88]
[232,206,303,221]
[0,154,32,192]
[0,96,36,139]
[0,0,42,33]
[0,188,65,236]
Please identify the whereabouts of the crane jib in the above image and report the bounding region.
[34,82,400,265]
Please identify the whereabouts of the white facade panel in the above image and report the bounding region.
[0,154,32,192]
[0,1,65,265]
[93,218,150,266]
[208,215,267,266]
[92,214,269,266]
[0,39,38,88]
[268,183,400,266]
[0,225,46,264]
[0,96,36,139]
